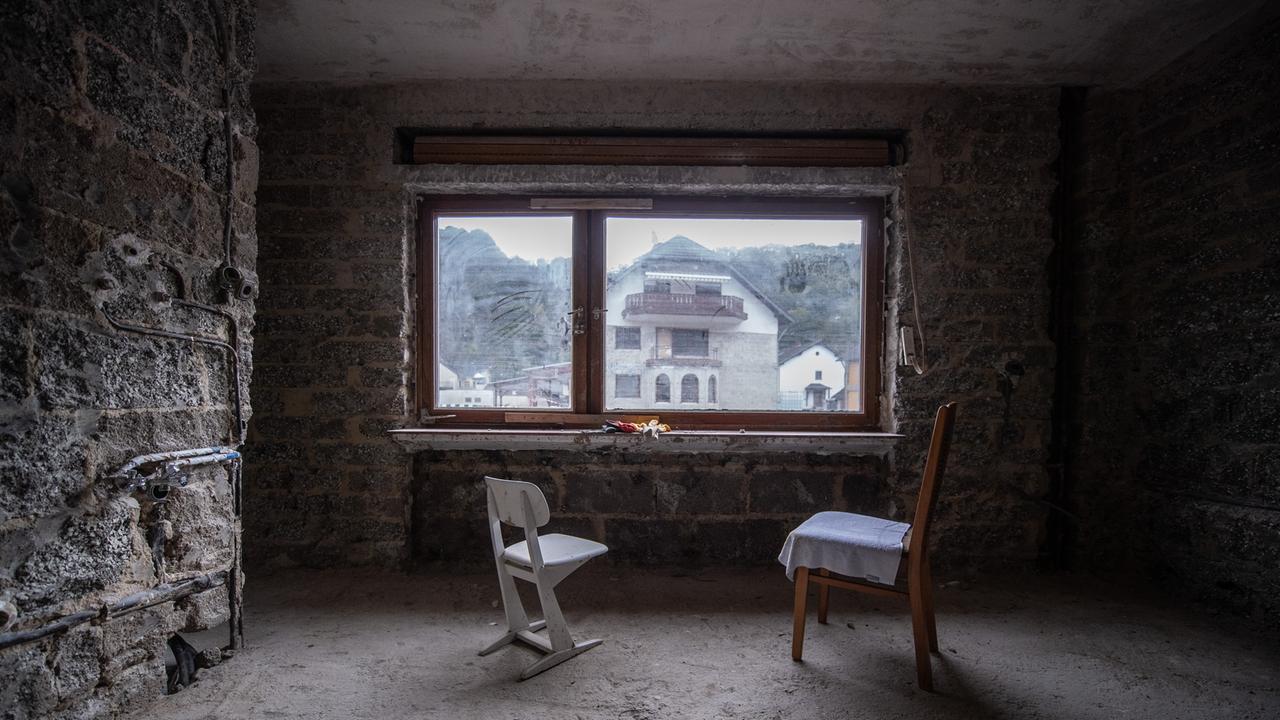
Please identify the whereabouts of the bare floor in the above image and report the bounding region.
[137,568,1279,720]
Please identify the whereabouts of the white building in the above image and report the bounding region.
[604,236,790,410]
[778,342,846,410]
[437,363,460,390]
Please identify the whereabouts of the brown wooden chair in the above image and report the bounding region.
[786,402,957,690]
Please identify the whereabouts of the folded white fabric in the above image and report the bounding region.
[778,511,911,585]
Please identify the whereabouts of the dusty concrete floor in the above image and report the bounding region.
[136,568,1279,720]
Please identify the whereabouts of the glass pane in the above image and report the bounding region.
[435,214,573,409]
[605,216,863,412]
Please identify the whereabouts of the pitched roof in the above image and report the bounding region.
[779,341,840,365]
[614,236,793,324]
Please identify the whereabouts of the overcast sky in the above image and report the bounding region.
[437,215,863,269]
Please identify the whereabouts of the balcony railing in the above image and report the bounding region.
[622,292,747,320]
[646,346,722,367]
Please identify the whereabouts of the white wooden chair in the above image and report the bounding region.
[479,476,609,680]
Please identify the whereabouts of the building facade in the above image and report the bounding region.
[778,343,847,410]
[604,237,788,411]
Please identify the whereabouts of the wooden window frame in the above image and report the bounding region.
[409,134,891,167]
[416,195,884,431]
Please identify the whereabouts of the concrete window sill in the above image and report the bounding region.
[388,428,902,455]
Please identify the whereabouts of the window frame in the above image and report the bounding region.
[417,195,884,430]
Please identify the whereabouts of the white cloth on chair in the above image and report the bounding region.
[778,511,910,584]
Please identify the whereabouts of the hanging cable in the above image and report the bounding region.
[900,212,928,375]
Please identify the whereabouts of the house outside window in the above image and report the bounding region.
[418,196,883,429]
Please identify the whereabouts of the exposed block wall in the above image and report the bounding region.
[414,450,889,565]
[246,82,1060,572]
[0,1,257,716]
[1072,11,1280,621]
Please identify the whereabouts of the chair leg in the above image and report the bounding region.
[519,638,603,680]
[921,561,938,652]
[909,583,934,691]
[792,567,809,661]
[817,568,830,624]
[534,578,575,652]
[481,562,532,656]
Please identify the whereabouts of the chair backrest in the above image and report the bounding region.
[905,403,957,564]
[485,476,551,529]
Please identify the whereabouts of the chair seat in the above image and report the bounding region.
[504,533,608,568]
[778,511,911,585]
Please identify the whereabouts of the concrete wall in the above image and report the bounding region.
[1071,10,1280,621]
[0,1,258,717]
[246,81,1060,572]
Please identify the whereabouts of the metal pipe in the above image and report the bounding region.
[111,447,233,480]
[167,451,240,470]
[101,309,244,446]
[228,464,243,651]
[174,299,246,443]
[0,571,229,651]
[158,259,247,442]
[109,448,240,505]
[206,0,236,268]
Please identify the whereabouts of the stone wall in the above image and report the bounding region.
[1072,9,1280,621]
[246,81,1060,572]
[0,1,258,717]
[415,449,889,566]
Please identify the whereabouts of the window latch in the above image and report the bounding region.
[568,307,586,335]
[592,306,607,321]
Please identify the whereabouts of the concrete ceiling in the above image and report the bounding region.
[256,0,1263,85]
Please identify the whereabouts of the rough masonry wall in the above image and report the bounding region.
[1072,12,1280,621]
[415,450,888,566]
[247,81,1059,572]
[0,1,257,717]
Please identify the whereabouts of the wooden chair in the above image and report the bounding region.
[479,476,609,680]
[786,402,957,690]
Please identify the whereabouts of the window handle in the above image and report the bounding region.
[592,306,608,321]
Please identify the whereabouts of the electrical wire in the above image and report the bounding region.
[901,213,928,375]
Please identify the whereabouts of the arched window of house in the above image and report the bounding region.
[655,374,670,402]
[681,374,699,403]
[708,375,717,403]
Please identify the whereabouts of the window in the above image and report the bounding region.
[671,329,709,358]
[418,196,883,429]
[615,326,641,350]
[615,373,641,398]
[655,374,671,403]
[681,374,699,403]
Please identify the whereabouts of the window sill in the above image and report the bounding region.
[388,428,901,455]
